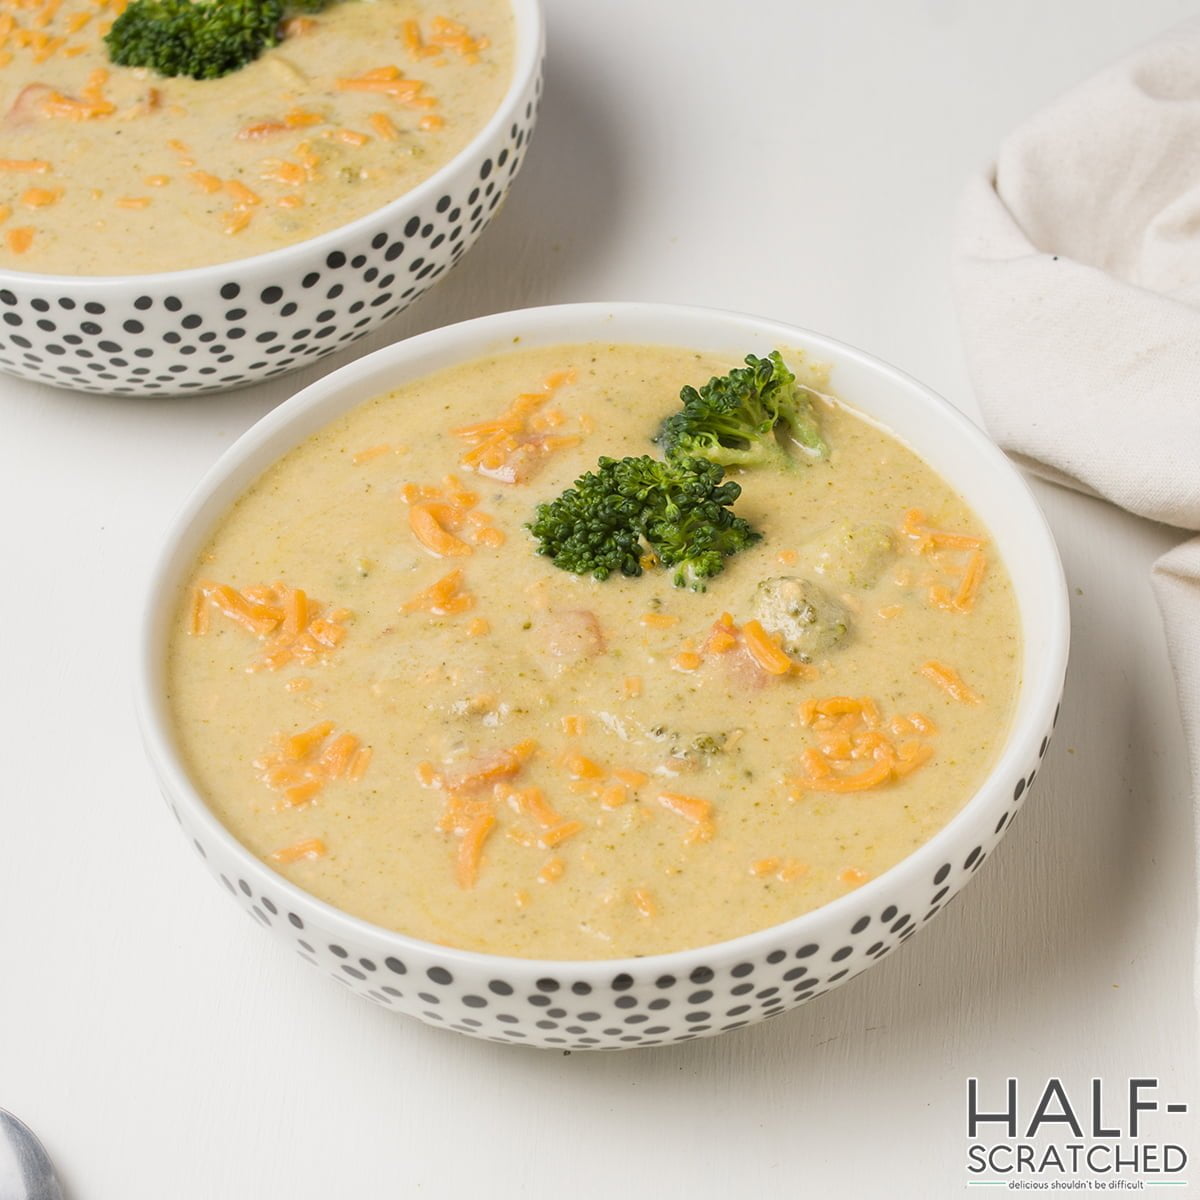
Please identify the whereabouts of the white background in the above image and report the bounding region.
[2,1,1198,1196]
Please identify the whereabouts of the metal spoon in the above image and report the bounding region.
[0,1110,64,1200]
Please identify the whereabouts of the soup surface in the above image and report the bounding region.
[0,0,513,274]
[167,343,1021,959]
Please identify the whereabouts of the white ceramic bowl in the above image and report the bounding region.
[136,302,1069,1050]
[0,1,542,398]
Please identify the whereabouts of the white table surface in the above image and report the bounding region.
[2,2,1198,1196]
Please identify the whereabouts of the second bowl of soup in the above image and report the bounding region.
[0,0,542,395]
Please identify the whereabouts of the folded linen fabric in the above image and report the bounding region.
[954,19,1200,1006]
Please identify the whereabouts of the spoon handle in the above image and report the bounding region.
[0,1109,65,1200]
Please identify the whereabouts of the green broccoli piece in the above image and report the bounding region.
[751,576,850,662]
[528,455,760,591]
[105,0,287,80]
[656,350,828,471]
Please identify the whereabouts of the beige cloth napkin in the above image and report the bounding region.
[954,20,1200,1006]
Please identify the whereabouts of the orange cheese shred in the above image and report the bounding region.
[639,612,680,629]
[537,856,565,884]
[258,158,308,187]
[317,732,360,779]
[335,68,434,108]
[613,768,649,788]
[270,838,327,864]
[455,811,496,889]
[188,171,223,194]
[225,179,262,207]
[285,720,336,761]
[348,747,373,781]
[901,508,985,552]
[451,368,581,483]
[920,660,981,705]
[402,477,501,555]
[281,587,309,638]
[6,227,34,253]
[740,619,793,675]
[953,550,988,612]
[539,820,583,849]
[656,791,714,843]
[515,787,563,829]
[256,722,368,808]
[408,501,473,557]
[368,111,399,140]
[791,693,938,795]
[436,740,537,794]
[564,752,604,779]
[402,567,474,615]
[599,784,629,809]
[21,187,60,207]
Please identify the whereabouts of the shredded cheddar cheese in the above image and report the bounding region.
[900,508,990,613]
[920,660,981,705]
[451,368,583,484]
[402,567,475,616]
[6,226,34,252]
[20,186,59,206]
[401,475,504,557]
[335,65,437,109]
[790,695,938,795]
[270,837,327,864]
[403,14,490,63]
[254,721,369,808]
[190,579,352,673]
[537,857,565,884]
[656,791,715,844]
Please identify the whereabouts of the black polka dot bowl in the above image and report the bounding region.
[135,303,1069,1050]
[0,2,542,398]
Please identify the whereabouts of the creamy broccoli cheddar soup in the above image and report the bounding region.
[0,0,513,274]
[166,344,1021,959]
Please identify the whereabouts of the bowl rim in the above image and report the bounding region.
[135,300,1070,979]
[0,0,544,291]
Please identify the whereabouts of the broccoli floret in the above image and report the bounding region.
[751,576,850,662]
[106,0,287,80]
[686,731,739,759]
[805,521,896,590]
[640,726,741,762]
[528,455,760,591]
[656,350,828,471]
